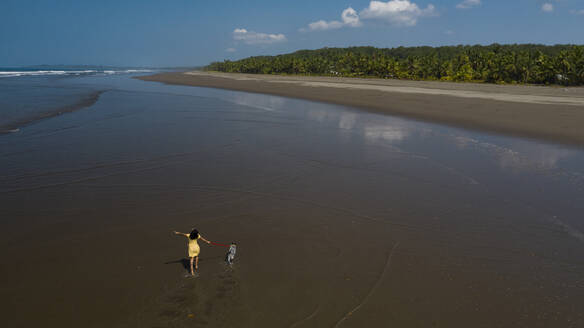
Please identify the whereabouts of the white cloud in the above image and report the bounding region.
[456,0,481,9]
[303,7,361,32]
[232,28,287,45]
[542,3,554,12]
[342,7,362,27]
[360,0,437,27]
[303,1,436,31]
[571,9,584,15]
[226,48,236,52]
[306,20,344,31]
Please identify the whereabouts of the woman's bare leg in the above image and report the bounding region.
[189,257,195,275]
[195,256,199,270]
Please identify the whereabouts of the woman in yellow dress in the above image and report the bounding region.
[173,229,211,275]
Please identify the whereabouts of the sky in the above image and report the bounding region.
[1,0,583,67]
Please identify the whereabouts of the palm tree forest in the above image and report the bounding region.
[206,44,584,86]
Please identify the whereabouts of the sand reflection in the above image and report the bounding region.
[231,92,285,112]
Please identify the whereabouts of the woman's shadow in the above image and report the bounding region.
[164,256,224,273]
[164,258,190,272]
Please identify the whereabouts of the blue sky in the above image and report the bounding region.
[1,0,583,67]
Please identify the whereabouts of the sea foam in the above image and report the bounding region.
[0,69,152,78]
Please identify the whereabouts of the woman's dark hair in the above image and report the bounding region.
[189,229,199,240]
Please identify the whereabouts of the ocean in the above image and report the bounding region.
[1,70,584,327]
[0,67,154,132]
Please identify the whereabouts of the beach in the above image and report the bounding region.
[1,73,584,327]
[139,71,584,146]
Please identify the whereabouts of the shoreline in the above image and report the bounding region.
[138,71,584,146]
[0,90,106,134]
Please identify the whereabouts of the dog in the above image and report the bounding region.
[225,243,237,265]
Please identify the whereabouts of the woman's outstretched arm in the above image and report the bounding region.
[199,235,212,244]
[173,231,189,237]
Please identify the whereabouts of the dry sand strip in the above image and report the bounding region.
[138,71,584,146]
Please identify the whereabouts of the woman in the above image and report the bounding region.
[173,229,211,275]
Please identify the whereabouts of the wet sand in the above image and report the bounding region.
[139,71,584,146]
[1,75,584,327]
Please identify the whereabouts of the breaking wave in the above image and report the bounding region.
[0,69,153,78]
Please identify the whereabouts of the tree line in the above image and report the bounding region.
[205,44,584,86]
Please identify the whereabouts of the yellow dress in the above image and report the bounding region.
[188,235,201,257]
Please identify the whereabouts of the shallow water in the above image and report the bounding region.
[0,68,153,131]
[1,74,583,327]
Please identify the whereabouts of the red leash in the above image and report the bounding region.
[210,241,230,247]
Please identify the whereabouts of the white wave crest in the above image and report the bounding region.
[0,69,153,78]
[0,70,67,77]
[124,69,152,73]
